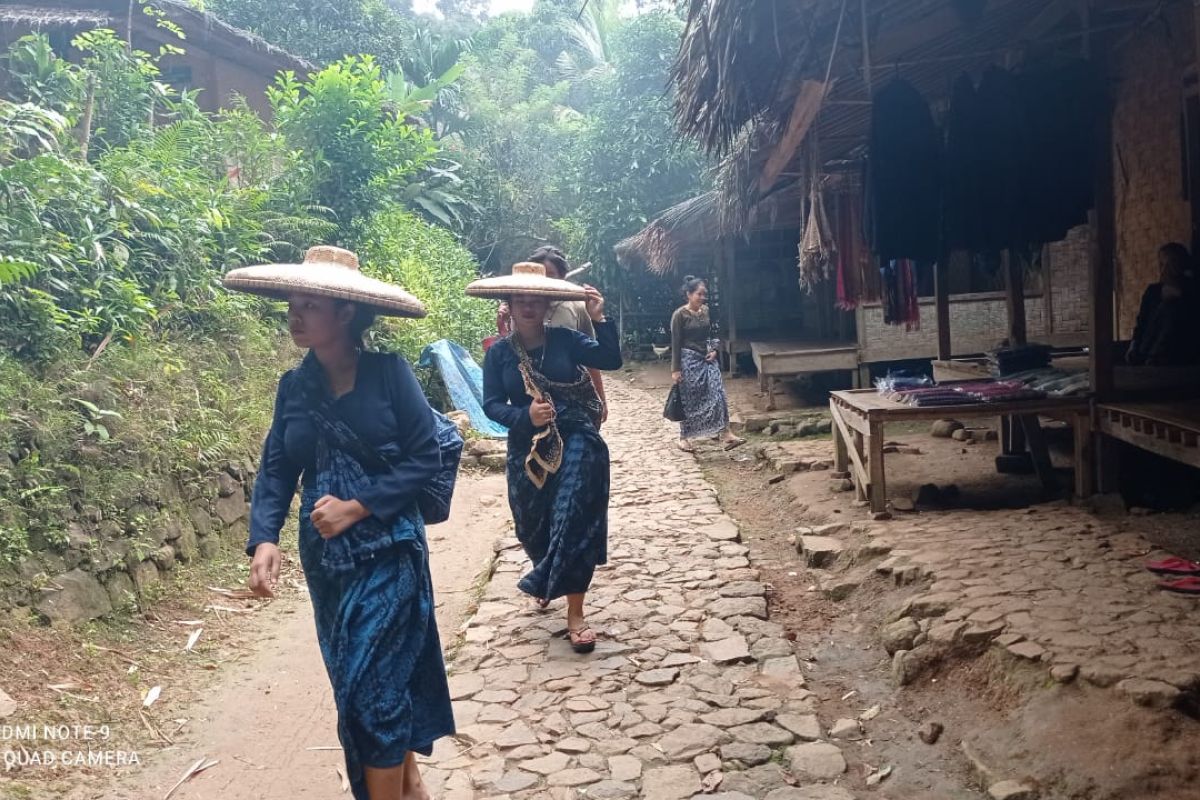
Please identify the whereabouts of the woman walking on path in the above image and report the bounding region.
[495,246,610,425]
[671,276,745,453]
[225,246,454,800]
[470,262,623,653]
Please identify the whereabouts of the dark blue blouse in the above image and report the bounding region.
[247,351,440,556]
[482,320,623,441]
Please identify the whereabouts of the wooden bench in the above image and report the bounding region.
[1096,402,1200,472]
[751,340,859,410]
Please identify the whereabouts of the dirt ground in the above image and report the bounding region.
[3,472,508,800]
[626,363,1200,800]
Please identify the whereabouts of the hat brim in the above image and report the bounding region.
[223,263,427,318]
[465,274,587,301]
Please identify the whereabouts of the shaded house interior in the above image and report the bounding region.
[618,0,1200,502]
[0,1,311,118]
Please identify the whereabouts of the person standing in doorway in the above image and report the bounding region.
[671,275,745,453]
[471,263,622,653]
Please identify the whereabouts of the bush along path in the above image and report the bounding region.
[427,379,856,800]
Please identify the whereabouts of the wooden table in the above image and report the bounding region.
[751,340,859,410]
[829,389,1093,512]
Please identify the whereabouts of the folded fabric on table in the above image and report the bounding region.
[953,380,1045,403]
[886,386,983,407]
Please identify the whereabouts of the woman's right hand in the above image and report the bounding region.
[529,398,555,427]
[249,542,281,598]
[672,371,682,384]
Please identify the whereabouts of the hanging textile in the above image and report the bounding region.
[975,66,1030,251]
[864,79,942,262]
[943,73,986,252]
[1018,59,1103,244]
[833,191,872,309]
[942,60,1101,251]
[880,260,920,331]
[798,168,837,293]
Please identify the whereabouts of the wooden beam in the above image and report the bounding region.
[935,250,951,360]
[1090,91,1117,400]
[757,80,826,196]
[1003,250,1028,346]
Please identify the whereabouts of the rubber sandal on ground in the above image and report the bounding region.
[723,437,746,451]
[568,625,597,654]
[677,441,695,453]
[1158,576,1200,595]
[1145,556,1200,576]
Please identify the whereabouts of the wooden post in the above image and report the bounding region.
[935,249,952,360]
[723,237,739,376]
[868,421,887,512]
[1003,250,1027,346]
[1090,89,1116,400]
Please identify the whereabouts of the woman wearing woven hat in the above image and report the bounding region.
[224,246,456,800]
[470,262,622,654]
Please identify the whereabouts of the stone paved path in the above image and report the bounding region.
[420,380,856,800]
[861,504,1200,706]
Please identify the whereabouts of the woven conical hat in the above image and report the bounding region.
[223,246,426,318]
[465,262,588,301]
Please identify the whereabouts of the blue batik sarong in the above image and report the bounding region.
[506,406,609,600]
[298,446,454,800]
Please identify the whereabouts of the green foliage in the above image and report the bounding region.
[206,0,418,71]
[269,57,439,229]
[73,29,168,158]
[0,33,334,362]
[356,206,493,362]
[2,35,83,119]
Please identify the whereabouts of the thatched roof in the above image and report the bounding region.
[2,1,312,74]
[621,0,1160,273]
[0,6,111,26]
[615,185,804,274]
[673,0,1161,220]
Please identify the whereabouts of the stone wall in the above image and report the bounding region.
[1111,8,1194,338]
[2,462,254,626]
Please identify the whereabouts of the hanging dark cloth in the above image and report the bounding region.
[880,259,920,331]
[942,60,1102,252]
[975,66,1030,251]
[864,79,942,262]
[1018,59,1103,244]
[943,74,987,251]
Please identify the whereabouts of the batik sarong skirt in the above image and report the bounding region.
[506,418,609,600]
[298,487,455,800]
[679,348,730,440]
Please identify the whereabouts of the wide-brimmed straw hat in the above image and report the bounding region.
[223,246,427,318]
[465,262,588,301]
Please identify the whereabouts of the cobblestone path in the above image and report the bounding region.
[420,380,855,800]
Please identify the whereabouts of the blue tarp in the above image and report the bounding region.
[419,339,508,439]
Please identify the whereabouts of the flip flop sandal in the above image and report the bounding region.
[723,437,747,451]
[1158,576,1200,595]
[568,625,597,654]
[1145,556,1200,576]
[532,597,550,612]
[678,441,695,453]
